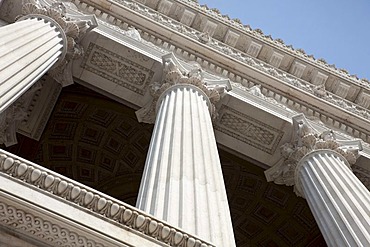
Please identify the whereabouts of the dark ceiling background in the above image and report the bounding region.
[6,84,326,247]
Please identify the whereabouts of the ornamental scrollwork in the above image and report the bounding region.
[136,53,230,123]
[265,114,362,196]
[16,0,97,86]
[0,201,106,246]
[0,151,215,247]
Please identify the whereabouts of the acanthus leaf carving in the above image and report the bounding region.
[0,82,42,146]
[136,53,231,124]
[265,113,362,196]
[17,0,98,86]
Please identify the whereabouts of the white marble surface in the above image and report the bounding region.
[0,18,63,113]
[297,150,370,246]
[0,228,40,247]
[136,84,236,247]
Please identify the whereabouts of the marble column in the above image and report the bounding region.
[296,150,370,246]
[0,1,95,114]
[136,54,235,247]
[265,114,368,247]
[0,15,66,113]
[0,1,95,146]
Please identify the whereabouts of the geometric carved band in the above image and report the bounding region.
[0,200,105,247]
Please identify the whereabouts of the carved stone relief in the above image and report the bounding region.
[136,53,230,123]
[215,105,284,154]
[73,0,370,144]
[81,43,155,95]
[0,82,42,146]
[0,150,215,247]
[0,201,106,247]
[265,114,362,196]
[17,0,98,86]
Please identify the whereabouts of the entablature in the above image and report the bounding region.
[141,0,369,88]
[0,149,215,247]
[1,0,370,161]
[61,0,370,145]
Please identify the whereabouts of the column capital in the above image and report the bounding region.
[0,82,42,146]
[17,0,97,86]
[136,53,231,123]
[265,113,362,196]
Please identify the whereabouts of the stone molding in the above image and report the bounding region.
[18,76,62,141]
[17,0,97,86]
[0,149,215,247]
[0,76,61,146]
[214,104,285,155]
[136,53,231,123]
[265,113,362,196]
[80,42,155,95]
[0,82,42,146]
[73,0,370,144]
[0,200,106,247]
[149,0,369,87]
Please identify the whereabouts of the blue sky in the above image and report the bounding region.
[198,0,370,80]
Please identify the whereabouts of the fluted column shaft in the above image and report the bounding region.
[296,150,370,247]
[0,16,66,113]
[136,84,235,246]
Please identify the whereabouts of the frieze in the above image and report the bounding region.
[77,0,370,123]
[80,43,154,95]
[215,105,284,154]
[0,201,106,247]
[0,150,214,247]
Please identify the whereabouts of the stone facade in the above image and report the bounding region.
[1,0,370,246]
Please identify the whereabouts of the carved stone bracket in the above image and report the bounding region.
[136,53,231,123]
[265,113,362,196]
[0,82,42,146]
[17,0,97,86]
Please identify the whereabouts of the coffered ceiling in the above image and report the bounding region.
[6,83,327,246]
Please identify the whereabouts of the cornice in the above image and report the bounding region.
[72,0,370,144]
[0,149,214,247]
[168,0,370,86]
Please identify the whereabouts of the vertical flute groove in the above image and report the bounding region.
[137,85,235,246]
[0,17,65,113]
[298,150,370,246]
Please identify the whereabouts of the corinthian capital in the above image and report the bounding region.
[136,53,231,123]
[265,113,362,196]
[17,0,97,86]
